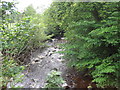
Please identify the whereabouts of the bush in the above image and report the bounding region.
[45,70,65,88]
[0,57,25,88]
[1,1,49,88]
[61,2,120,88]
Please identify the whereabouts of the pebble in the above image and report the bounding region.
[31,61,35,64]
[62,83,68,87]
[36,84,40,88]
[58,57,62,59]
[48,52,53,56]
[52,50,56,52]
[35,60,39,62]
[62,83,70,89]
[34,57,39,60]
[38,56,45,59]
[31,78,35,82]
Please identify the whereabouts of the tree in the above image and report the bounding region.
[44,2,120,88]
[24,4,36,16]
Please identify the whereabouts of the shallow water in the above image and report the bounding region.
[7,40,96,88]
[62,67,96,88]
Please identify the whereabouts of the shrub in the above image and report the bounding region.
[1,1,49,88]
[0,57,25,88]
[45,70,65,88]
[62,2,120,88]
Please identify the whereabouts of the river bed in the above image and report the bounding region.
[7,39,96,88]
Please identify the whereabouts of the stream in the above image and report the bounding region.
[8,39,96,88]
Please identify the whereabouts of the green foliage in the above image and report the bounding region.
[64,2,120,88]
[42,2,69,38]
[46,2,120,88]
[22,5,51,48]
[29,14,51,48]
[45,70,65,88]
[1,1,49,59]
[0,57,25,88]
[2,17,34,57]
[0,1,26,88]
[1,1,120,88]
[1,1,49,88]
[24,4,36,16]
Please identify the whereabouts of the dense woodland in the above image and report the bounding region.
[0,1,120,89]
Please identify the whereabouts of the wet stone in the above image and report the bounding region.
[35,60,39,62]
[38,56,45,59]
[34,57,39,60]
[58,57,62,59]
[31,61,35,64]
[31,79,35,82]
[51,57,54,59]
[52,49,56,52]
[48,53,53,56]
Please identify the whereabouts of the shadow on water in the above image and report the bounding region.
[62,68,117,89]
[62,67,96,88]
